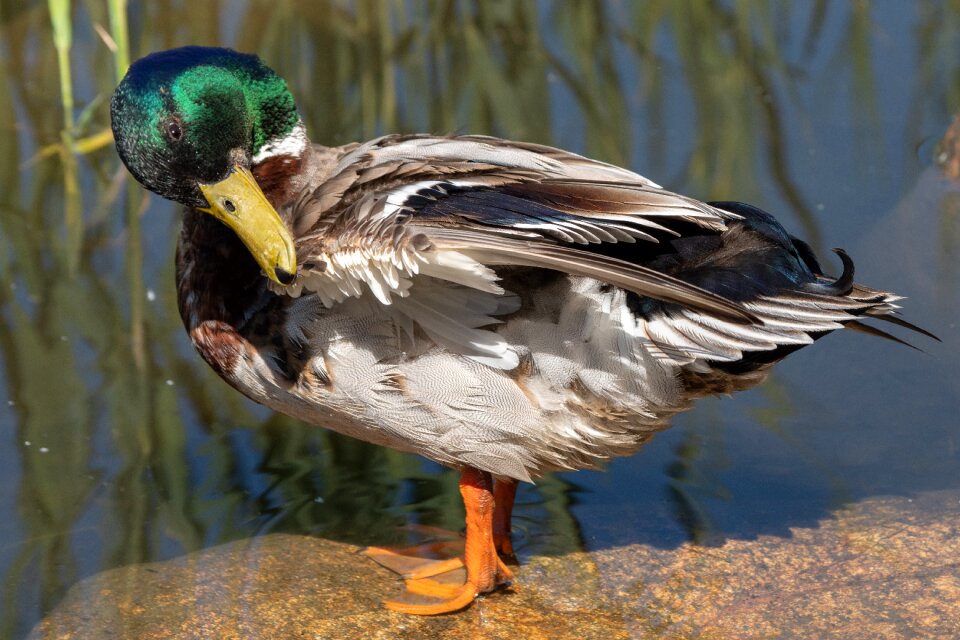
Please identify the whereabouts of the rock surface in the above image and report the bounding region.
[30,491,960,639]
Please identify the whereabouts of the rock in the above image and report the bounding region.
[594,490,960,639]
[29,491,960,639]
[27,534,631,640]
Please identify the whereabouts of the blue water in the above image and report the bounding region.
[1,2,958,637]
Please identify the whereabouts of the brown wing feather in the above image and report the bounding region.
[423,227,755,323]
[282,135,753,322]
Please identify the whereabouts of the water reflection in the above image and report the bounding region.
[1,1,958,636]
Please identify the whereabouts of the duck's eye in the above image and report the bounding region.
[165,119,183,142]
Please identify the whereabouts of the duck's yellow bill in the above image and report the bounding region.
[198,165,297,286]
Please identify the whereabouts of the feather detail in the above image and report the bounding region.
[424,228,754,323]
[386,280,521,369]
[267,134,928,380]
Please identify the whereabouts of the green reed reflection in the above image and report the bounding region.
[0,1,958,637]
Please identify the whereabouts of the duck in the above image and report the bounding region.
[110,46,933,615]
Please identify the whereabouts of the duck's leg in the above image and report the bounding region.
[367,477,518,579]
[493,477,518,561]
[383,466,514,615]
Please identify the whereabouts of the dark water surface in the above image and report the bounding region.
[1,1,959,637]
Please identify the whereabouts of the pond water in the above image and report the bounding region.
[1,1,959,637]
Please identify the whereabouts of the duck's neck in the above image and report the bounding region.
[176,133,343,333]
[174,129,345,382]
[176,211,267,330]
[253,121,308,164]
[251,121,310,208]
[176,133,310,333]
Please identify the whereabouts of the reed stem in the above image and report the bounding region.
[48,0,81,272]
[107,0,130,81]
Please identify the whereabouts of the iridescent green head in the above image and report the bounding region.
[111,47,301,285]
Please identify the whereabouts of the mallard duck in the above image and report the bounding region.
[110,46,932,615]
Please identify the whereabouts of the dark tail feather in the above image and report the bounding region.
[829,249,856,294]
[805,248,855,296]
[844,320,923,352]
[869,313,942,342]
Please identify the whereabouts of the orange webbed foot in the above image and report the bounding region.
[363,542,463,578]
[383,582,480,615]
[369,468,517,615]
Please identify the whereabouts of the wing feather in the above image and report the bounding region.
[277,135,804,368]
[423,227,754,323]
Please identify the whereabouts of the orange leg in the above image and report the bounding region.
[493,478,518,560]
[384,467,514,615]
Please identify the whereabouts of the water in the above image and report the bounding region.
[1,2,959,637]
